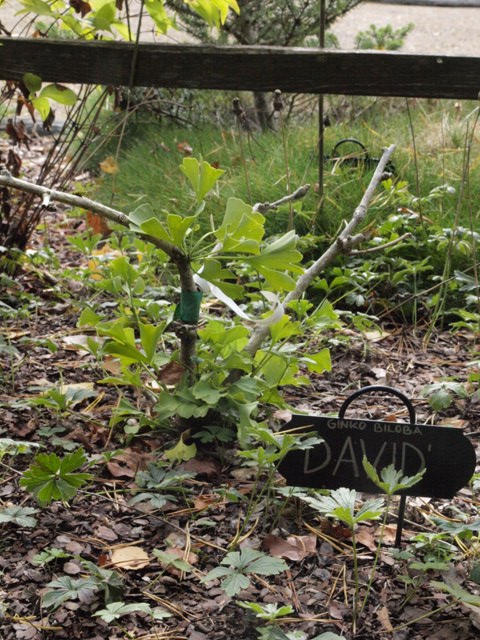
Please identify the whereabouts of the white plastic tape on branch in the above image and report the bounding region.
[193,275,284,326]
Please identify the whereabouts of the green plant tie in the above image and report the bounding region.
[174,290,203,324]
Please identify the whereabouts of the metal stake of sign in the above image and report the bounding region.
[317,0,326,220]
[338,385,417,547]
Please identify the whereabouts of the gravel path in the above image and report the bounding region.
[330,2,480,55]
[1,1,480,56]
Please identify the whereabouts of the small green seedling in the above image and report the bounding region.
[31,548,71,566]
[42,576,100,610]
[202,548,288,597]
[20,448,93,506]
[0,506,38,528]
[93,601,170,623]
[421,380,468,411]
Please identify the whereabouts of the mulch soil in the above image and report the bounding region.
[1,133,479,640]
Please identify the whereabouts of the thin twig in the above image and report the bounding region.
[349,232,411,255]
[253,184,310,213]
[0,169,177,259]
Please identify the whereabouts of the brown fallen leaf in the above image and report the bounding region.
[177,141,193,155]
[61,334,100,351]
[230,467,256,481]
[4,329,30,339]
[70,0,92,17]
[375,523,398,547]
[64,540,85,554]
[371,366,387,379]
[193,493,222,511]
[86,211,110,237]
[158,360,185,385]
[188,632,208,640]
[363,329,391,342]
[377,605,393,632]
[320,520,352,540]
[165,532,187,548]
[262,533,316,561]
[99,155,119,174]
[97,553,109,567]
[356,526,377,552]
[328,600,347,620]
[272,409,293,423]
[95,525,118,542]
[110,545,149,570]
[7,148,22,177]
[103,355,122,375]
[63,561,82,575]
[438,417,467,429]
[159,546,198,577]
[6,118,31,148]
[181,457,220,479]
[107,449,152,478]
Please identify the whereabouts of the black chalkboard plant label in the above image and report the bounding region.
[278,403,476,500]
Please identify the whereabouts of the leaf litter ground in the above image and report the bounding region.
[1,139,480,640]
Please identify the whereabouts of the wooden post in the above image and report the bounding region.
[318,0,326,223]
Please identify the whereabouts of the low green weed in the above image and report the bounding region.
[153,548,196,575]
[430,580,480,607]
[0,438,39,460]
[391,507,480,626]
[42,575,101,610]
[0,440,41,529]
[24,384,97,414]
[129,462,194,510]
[42,560,124,611]
[238,602,346,640]
[236,424,323,543]
[431,512,480,543]
[239,601,294,623]
[0,506,38,528]
[93,601,170,624]
[202,548,288,597]
[31,547,71,566]
[316,179,480,325]
[20,448,93,506]
[421,380,469,411]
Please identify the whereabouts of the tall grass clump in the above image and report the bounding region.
[90,98,480,234]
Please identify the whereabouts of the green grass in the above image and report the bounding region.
[88,97,480,237]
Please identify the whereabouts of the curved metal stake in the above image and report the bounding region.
[396,495,407,548]
[339,385,417,547]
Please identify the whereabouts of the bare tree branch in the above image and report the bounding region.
[0,169,178,260]
[244,144,396,356]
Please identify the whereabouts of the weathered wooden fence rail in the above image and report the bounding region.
[1,37,480,100]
